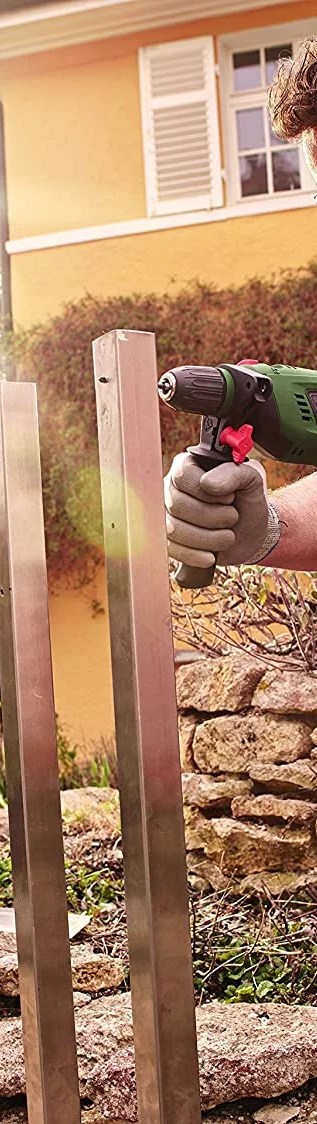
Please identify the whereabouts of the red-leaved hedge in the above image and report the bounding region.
[4,264,317,576]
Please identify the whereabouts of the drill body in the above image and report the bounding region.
[158,362,317,469]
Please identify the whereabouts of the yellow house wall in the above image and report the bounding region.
[49,567,115,748]
[2,1,316,744]
[10,206,316,327]
[2,52,146,240]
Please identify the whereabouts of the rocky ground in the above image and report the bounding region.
[2,786,317,1121]
[2,995,317,1122]
[3,1093,317,1124]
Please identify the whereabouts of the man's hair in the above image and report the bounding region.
[268,37,317,139]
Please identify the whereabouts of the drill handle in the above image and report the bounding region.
[175,559,216,589]
[173,452,226,590]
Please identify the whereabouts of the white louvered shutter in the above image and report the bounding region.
[139,37,223,216]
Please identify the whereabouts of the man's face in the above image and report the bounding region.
[302,127,317,184]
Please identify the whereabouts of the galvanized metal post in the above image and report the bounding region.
[93,329,201,1124]
[0,381,81,1124]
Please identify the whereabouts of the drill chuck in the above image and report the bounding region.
[158,366,228,416]
[158,372,177,403]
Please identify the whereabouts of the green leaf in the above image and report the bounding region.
[225,982,255,1003]
[256,980,275,999]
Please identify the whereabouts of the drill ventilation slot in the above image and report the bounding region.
[294,393,313,422]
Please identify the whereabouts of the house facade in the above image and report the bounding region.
[0,0,316,747]
[1,0,316,329]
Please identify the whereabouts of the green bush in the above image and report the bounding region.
[3,263,317,576]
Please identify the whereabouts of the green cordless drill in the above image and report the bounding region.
[157,360,317,589]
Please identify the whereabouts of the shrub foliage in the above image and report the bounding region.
[3,263,317,575]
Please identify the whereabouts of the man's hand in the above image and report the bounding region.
[164,452,280,570]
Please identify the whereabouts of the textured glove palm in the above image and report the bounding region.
[164,453,280,571]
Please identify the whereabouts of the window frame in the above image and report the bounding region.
[219,21,317,208]
[138,35,223,218]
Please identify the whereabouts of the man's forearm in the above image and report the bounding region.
[261,472,317,570]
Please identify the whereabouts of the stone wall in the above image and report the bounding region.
[177,655,317,896]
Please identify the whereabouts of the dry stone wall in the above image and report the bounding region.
[177,655,317,896]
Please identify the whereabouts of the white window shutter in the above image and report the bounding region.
[139,37,223,217]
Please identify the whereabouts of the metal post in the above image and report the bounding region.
[93,329,201,1124]
[0,382,81,1124]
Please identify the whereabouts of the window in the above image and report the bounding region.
[139,28,315,222]
[139,37,223,217]
[222,38,313,204]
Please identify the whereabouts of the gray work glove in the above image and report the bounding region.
[164,453,281,571]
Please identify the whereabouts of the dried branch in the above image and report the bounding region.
[170,565,317,673]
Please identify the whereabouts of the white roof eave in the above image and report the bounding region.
[0,0,291,60]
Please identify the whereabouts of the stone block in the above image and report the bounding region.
[193,714,311,774]
[253,670,317,715]
[232,794,317,825]
[176,656,263,714]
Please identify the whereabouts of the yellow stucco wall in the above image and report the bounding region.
[49,567,115,748]
[10,205,316,328]
[2,51,146,240]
